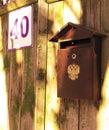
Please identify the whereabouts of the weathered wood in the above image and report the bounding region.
[81,0,91,26]
[97,0,109,130]
[0,0,37,15]
[46,2,64,130]
[61,0,80,129]
[47,0,102,130]
[2,14,19,130]
[35,0,48,129]
[59,99,79,130]
[47,1,79,130]
[1,4,36,130]
[63,0,82,24]
[79,1,102,130]
[0,0,109,130]
[0,16,9,130]
[79,100,98,130]
[101,0,109,77]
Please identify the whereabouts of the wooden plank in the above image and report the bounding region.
[101,0,109,77]
[89,0,101,30]
[20,47,35,130]
[35,0,48,130]
[1,14,20,130]
[79,0,102,130]
[63,0,82,24]
[94,0,101,30]
[16,5,37,130]
[46,0,63,4]
[81,0,101,29]
[79,100,98,130]
[62,0,81,129]
[46,2,64,130]
[97,0,109,130]
[80,0,91,26]
[0,16,10,130]
[1,3,37,130]
[0,0,108,130]
[47,0,79,130]
[0,0,37,15]
[59,99,79,130]
[90,0,95,28]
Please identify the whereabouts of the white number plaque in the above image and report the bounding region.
[8,5,33,50]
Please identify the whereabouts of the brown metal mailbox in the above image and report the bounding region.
[49,22,105,100]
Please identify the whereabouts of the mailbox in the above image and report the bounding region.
[49,22,105,100]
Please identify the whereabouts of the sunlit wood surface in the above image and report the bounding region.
[0,0,109,130]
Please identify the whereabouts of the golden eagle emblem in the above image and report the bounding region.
[67,63,80,80]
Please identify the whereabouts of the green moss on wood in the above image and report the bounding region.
[13,95,20,115]
[37,116,44,125]
[46,0,62,3]
[13,116,18,130]
[24,48,31,79]
[21,83,35,119]
[56,113,67,125]
[25,48,31,63]
[13,51,19,71]
[94,101,100,110]
[12,97,19,130]
[3,55,10,70]
[37,68,45,80]
[0,0,37,16]
[59,114,67,124]
[63,99,69,111]
[22,48,35,118]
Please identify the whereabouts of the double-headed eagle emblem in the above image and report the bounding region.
[67,63,80,80]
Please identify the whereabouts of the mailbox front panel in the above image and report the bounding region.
[57,46,96,99]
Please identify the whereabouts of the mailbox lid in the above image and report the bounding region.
[49,22,105,42]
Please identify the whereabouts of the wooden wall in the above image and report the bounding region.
[0,0,109,130]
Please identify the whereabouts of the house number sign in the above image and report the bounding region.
[8,5,33,50]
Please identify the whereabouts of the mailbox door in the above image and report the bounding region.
[57,46,97,99]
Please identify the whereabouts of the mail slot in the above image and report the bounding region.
[49,22,105,100]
